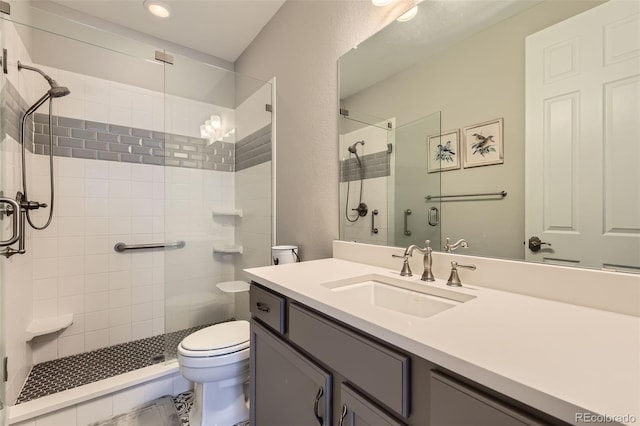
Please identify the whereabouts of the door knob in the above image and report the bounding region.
[528,236,551,252]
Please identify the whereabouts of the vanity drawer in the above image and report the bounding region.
[250,284,286,334]
[289,303,410,418]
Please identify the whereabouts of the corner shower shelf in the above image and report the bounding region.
[212,209,243,217]
[216,280,251,293]
[25,313,74,342]
[213,244,243,254]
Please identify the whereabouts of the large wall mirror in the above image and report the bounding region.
[338,0,639,273]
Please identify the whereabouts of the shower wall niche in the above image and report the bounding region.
[0,13,273,404]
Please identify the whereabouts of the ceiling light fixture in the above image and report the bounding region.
[144,0,171,18]
[371,0,396,6]
[396,5,418,22]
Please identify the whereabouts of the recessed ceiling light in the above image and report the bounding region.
[144,0,171,18]
[396,5,418,22]
[371,0,396,6]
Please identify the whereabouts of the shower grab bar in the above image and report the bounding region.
[404,209,412,236]
[114,241,186,253]
[425,191,507,200]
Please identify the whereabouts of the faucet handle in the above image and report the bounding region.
[392,253,413,277]
[446,261,476,287]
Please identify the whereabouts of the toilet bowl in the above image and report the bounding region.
[178,320,250,426]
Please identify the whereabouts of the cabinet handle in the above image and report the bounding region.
[256,302,271,312]
[313,386,324,425]
[339,404,348,426]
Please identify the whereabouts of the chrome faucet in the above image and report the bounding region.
[392,240,435,281]
[444,238,468,252]
[446,261,476,287]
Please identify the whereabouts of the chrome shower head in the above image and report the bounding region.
[18,61,71,99]
[348,140,365,154]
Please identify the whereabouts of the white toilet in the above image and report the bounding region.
[177,320,250,426]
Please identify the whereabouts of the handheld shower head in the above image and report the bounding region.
[348,140,365,154]
[18,61,70,99]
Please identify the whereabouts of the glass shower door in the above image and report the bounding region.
[162,52,273,359]
[0,12,6,426]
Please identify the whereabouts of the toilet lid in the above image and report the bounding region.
[181,320,249,352]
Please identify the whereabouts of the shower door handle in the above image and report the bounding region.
[0,197,20,247]
[428,207,439,226]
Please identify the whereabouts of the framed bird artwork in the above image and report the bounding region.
[462,118,504,168]
[427,129,461,173]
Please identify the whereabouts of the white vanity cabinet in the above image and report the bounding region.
[249,282,567,426]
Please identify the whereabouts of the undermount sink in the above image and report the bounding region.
[322,274,476,318]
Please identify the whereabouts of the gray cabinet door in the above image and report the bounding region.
[338,384,406,426]
[430,372,546,426]
[251,319,332,426]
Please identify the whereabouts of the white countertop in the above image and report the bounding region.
[245,258,640,426]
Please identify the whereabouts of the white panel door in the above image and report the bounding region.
[525,0,640,271]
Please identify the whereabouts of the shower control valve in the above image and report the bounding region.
[352,202,368,217]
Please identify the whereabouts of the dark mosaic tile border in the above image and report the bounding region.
[16,319,234,405]
[340,150,390,182]
[235,124,272,171]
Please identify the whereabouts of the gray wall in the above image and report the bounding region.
[235,1,412,260]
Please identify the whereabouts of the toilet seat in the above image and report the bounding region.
[178,320,249,358]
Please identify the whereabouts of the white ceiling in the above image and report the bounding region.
[47,0,286,62]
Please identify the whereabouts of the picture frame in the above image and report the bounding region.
[462,118,504,168]
[427,129,461,173]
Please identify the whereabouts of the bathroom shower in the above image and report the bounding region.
[0,61,70,257]
[345,140,368,222]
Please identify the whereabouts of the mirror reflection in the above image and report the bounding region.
[339,0,640,273]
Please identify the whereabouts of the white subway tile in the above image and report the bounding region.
[85,77,109,101]
[31,334,59,364]
[57,217,86,237]
[109,289,131,309]
[109,270,131,290]
[108,197,132,217]
[84,308,109,332]
[76,395,113,426]
[109,253,131,272]
[33,258,58,280]
[85,179,109,198]
[84,101,109,123]
[108,162,132,181]
[131,320,152,340]
[33,298,58,318]
[109,86,132,108]
[58,157,85,178]
[60,313,85,337]
[85,329,109,351]
[131,216,154,234]
[109,180,132,199]
[33,237,59,259]
[152,317,165,335]
[57,236,85,257]
[131,164,154,182]
[85,273,109,293]
[58,256,85,277]
[85,254,109,274]
[131,302,153,322]
[85,236,109,255]
[33,278,58,301]
[109,217,131,235]
[58,294,85,315]
[109,106,132,127]
[132,109,153,130]
[57,177,85,197]
[131,286,153,304]
[85,198,109,217]
[85,291,109,314]
[85,160,109,179]
[131,198,154,217]
[58,333,84,357]
[109,324,131,345]
[85,217,109,235]
[58,197,86,217]
[58,97,85,120]
[34,406,77,426]
[58,275,85,297]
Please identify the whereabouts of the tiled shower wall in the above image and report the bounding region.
[339,123,391,246]
[1,18,272,404]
